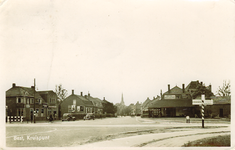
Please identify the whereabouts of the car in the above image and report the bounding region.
[62,113,76,121]
[83,113,95,120]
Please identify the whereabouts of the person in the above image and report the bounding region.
[186,116,190,123]
[49,114,53,122]
[31,111,33,123]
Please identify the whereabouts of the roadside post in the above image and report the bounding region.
[192,94,213,128]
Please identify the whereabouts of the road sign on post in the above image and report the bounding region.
[192,94,213,128]
[201,94,205,128]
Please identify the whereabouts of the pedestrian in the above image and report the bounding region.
[31,112,33,123]
[49,114,53,123]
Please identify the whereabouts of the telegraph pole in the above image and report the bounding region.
[34,78,36,123]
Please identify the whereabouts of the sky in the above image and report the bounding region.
[0,0,234,106]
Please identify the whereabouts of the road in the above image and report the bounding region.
[5,116,230,147]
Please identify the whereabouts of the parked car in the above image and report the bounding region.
[62,113,76,121]
[83,113,95,120]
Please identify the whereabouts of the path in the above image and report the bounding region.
[79,126,230,147]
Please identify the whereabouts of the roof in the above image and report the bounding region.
[185,81,200,91]
[63,94,94,107]
[6,86,44,100]
[164,86,189,95]
[148,99,193,109]
[85,95,103,108]
[212,96,231,104]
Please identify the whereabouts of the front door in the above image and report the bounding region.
[219,109,223,117]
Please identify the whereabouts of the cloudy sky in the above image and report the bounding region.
[1,0,234,105]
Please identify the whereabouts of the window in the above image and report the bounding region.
[16,108,25,117]
[16,97,21,103]
[80,106,84,111]
[38,99,41,104]
[73,100,76,105]
[27,98,30,104]
[41,109,44,117]
[30,98,34,104]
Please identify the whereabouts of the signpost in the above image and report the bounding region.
[192,94,213,128]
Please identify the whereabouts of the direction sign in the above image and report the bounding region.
[192,99,213,105]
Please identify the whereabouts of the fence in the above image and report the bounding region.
[7,116,23,123]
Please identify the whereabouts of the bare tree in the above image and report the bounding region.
[216,80,231,97]
[55,84,68,103]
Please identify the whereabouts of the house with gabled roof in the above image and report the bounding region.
[6,83,48,121]
[148,84,194,117]
[61,90,94,117]
[38,90,59,120]
[84,93,104,114]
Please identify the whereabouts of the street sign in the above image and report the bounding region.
[192,99,213,105]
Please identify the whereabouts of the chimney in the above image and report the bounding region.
[31,86,35,89]
[12,83,16,88]
[168,84,170,93]
[209,84,212,91]
[160,89,163,98]
[88,93,90,97]
[72,90,74,95]
[103,97,105,100]
[81,92,83,96]
[182,84,185,93]
[85,95,87,98]
[153,96,155,100]
[200,82,203,85]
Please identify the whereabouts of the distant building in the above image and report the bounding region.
[102,97,117,117]
[135,101,141,116]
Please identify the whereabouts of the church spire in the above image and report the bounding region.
[121,93,125,105]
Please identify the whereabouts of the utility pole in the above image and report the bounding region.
[34,78,36,123]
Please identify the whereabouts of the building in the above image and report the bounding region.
[85,93,104,114]
[141,96,160,117]
[38,90,59,120]
[135,101,141,116]
[148,84,194,117]
[206,96,231,118]
[61,90,94,118]
[6,83,48,121]
[102,97,117,117]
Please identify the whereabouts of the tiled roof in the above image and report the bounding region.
[6,86,43,100]
[212,96,231,104]
[148,99,193,109]
[163,86,189,95]
[185,81,200,91]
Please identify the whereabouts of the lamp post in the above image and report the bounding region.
[34,78,36,123]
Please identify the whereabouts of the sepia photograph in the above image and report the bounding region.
[0,0,234,149]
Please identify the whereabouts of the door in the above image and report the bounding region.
[219,109,223,117]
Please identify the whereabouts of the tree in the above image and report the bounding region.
[55,84,68,103]
[55,84,68,119]
[192,84,214,99]
[216,80,231,97]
